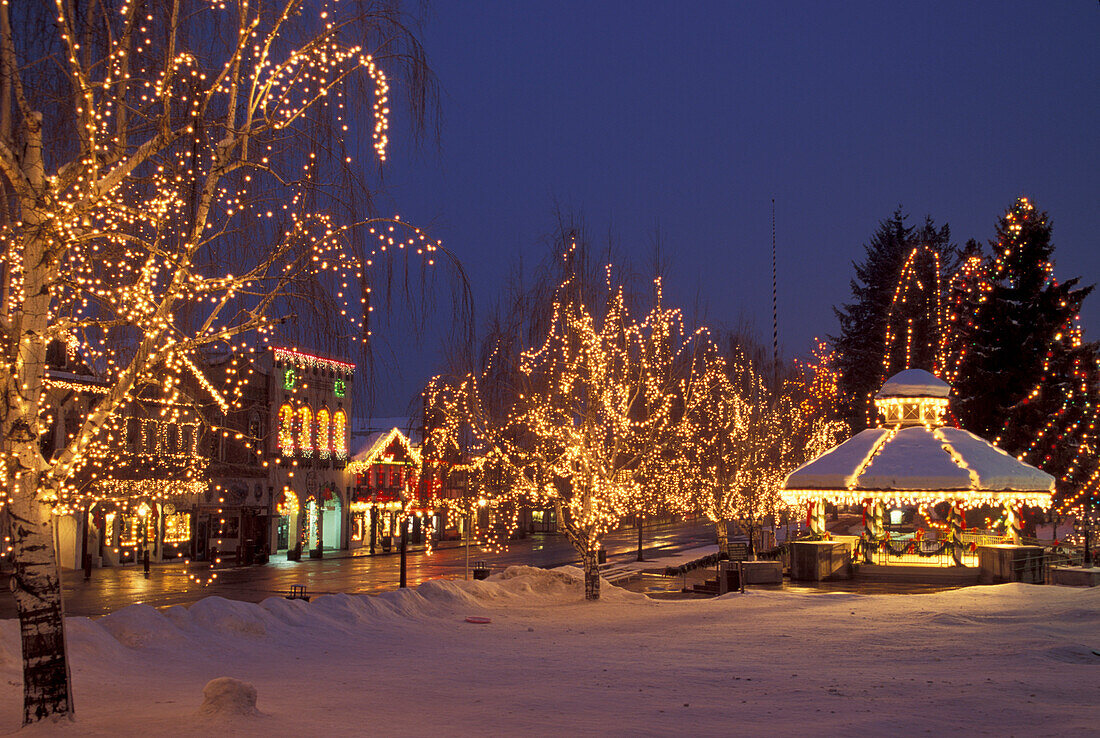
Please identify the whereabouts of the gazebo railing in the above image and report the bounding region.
[862,531,1008,567]
[958,531,1010,548]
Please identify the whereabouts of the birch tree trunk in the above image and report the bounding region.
[582,544,600,601]
[6,481,73,723]
[3,109,74,722]
[716,518,730,559]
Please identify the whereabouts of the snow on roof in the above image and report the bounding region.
[935,427,1055,491]
[783,424,1054,495]
[856,426,972,490]
[875,369,950,399]
[349,427,420,468]
[785,428,890,489]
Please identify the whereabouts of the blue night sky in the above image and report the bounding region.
[363,1,1099,414]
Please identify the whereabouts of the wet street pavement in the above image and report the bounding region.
[1,520,716,619]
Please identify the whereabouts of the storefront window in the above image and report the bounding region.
[163,512,192,543]
[119,513,156,548]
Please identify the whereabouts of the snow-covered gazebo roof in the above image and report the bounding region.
[781,370,1054,509]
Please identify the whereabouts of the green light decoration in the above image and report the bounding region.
[284,368,297,390]
[334,379,346,397]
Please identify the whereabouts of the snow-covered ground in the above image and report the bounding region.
[1,567,1097,736]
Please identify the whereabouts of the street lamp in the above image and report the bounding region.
[399,512,408,588]
[464,497,487,580]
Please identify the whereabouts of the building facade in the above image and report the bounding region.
[264,347,354,560]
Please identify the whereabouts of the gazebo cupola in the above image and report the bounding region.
[874,369,949,428]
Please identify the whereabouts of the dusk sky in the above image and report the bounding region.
[366,1,1098,414]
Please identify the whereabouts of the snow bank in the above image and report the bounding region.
[0,575,1096,735]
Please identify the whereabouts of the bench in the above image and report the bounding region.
[286,585,310,601]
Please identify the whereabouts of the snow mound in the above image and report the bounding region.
[1043,645,1100,664]
[495,564,580,585]
[100,604,185,649]
[198,677,259,717]
[480,565,645,603]
[65,616,132,665]
[188,597,268,638]
[409,579,485,609]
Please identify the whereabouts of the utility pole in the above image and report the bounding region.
[771,198,779,387]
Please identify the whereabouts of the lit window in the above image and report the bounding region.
[299,406,313,457]
[333,410,347,460]
[278,404,295,456]
[316,407,331,459]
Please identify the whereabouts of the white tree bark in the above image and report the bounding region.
[716,519,730,559]
[6,481,73,723]
[2,106,74,722]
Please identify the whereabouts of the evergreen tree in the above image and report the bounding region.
[952,198,1099,499]
[941,239,988,389]
[831,210,954,428]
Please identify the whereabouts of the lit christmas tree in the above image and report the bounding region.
[952,198,1100,506]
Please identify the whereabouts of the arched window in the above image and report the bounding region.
[316,407,331,460]
[144,420,157,454]
[182,424,193,455]
[278,404,295,456]
[298,405,313,457]
[333,409,348,460]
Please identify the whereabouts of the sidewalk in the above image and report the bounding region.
[1,518,716,619]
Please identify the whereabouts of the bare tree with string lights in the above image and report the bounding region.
[0,0,460,723]
[424,244,709,600]
[669,338,846,557]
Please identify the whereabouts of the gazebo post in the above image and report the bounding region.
[809,501,827,537]
[949,501,965,567]
[872,501,884,542]
[861,498,877,564]
[1005,503,1022,544]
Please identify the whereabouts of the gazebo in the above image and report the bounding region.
[781,369,1054,566]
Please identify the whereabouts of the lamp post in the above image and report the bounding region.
[464,497,487,580]
[399,513,408,588]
